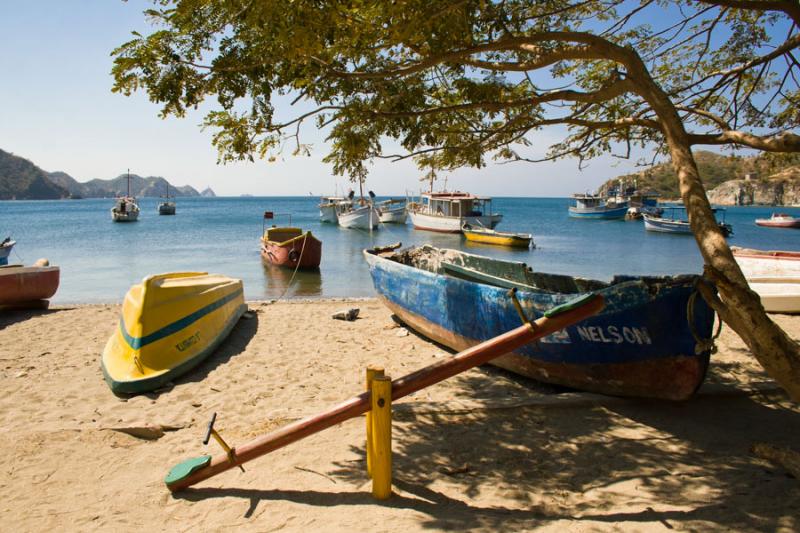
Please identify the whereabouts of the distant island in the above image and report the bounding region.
[598,150,800,206]
[0,148,216,200]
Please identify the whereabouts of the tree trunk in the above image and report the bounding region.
[625,55,800,402]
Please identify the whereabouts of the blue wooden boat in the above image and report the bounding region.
[568,194,628,219]
[364,245,716,400]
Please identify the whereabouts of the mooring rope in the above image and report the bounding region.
[687,279,723,355]
[271,232,309,303]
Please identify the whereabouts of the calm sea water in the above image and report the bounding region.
[1,197,798,304]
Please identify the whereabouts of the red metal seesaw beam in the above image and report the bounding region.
[166,293,605,492]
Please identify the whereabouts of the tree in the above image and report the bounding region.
[112,0,800,399]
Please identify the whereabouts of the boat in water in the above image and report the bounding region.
[0,259,60,308]
[364,244,716,400]
[377,199,408,224]
[101,272,247,394]
[158,183,176,215]
[408,191,502,232]
[0,237,15,266]
[643,207,732,237]
[260,212,322,269]
[462,224,533,248]
[568,194,628,219]
[755,213,800,229]
[337,197,380,230]
[319,196,349,224]
[111,170,140,222]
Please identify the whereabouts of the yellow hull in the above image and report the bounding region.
[101,272,246,394]
[462,228,532,248]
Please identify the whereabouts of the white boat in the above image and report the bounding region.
[643,207,732,236]
[731,247,800,278]
[747,278,800,314]
[568,194,628,219]
[337,202,380,229]
[0,237,15,266]
[408,191,502,233]
[111,170,140,222]
[319,196,348,224]
[377,199,407,224]
[754,213,800,229]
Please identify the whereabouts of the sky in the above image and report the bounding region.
[0,1,725,197]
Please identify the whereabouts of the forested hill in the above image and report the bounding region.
[0,149,204,200]
[598,151,800,198]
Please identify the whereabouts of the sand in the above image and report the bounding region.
[0,299,798,532]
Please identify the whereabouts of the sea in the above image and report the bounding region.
[1,197,798,304]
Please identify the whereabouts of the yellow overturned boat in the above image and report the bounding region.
[462,224,534,248]
[102,272,247,394]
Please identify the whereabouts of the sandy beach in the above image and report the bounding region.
[0,299,797,532]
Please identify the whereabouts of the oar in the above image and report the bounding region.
[165,291,605,492]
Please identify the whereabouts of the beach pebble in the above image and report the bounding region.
[332,308,359,321]
[395,328,409,337]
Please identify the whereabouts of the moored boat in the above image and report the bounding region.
[377,199,408,224]
[0,259,60,308]
[755,213,800,228]
[568,194,628,219]
[364,245,716,400]
[101,272,247,394]
[319,196,349,224]
[337,202,380,229]
[158,183,176,215]
[260,212,322,269]
[731,247,800,278]
[408,191,502,232]
[462,224,533,248]
[0,237,15,266]
[111,170,140,222]
[643,207,732,236]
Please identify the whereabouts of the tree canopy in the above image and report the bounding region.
[112,1,800,179]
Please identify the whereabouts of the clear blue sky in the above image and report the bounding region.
[0,1,715,197]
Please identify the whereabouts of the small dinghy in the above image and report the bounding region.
[462,223,533,248]
[102,272,247,394]
[0,259,60,308]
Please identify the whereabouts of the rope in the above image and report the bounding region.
[687,279,723,355]
[270,232,309,303]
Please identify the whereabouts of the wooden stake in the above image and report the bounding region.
[365,365,385,478]
[370,376,392,499]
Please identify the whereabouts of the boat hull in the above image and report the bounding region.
[378,206,408,224]
[364,248,714,400]
[319,204,338,224]
[568,206,628,219]
[261,231,322,269]
[101,272,246,394]
[462,228,532,248]
[732,247,800,278]
[0,265,60,306]
[643,215,691,233]
[338,206,380,229]
[409,211,503,232]
[755,219,800,228]
[158,202,176,215]
[0,240,15,266]
[747,278,800,313]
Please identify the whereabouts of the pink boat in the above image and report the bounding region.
[755,213,800,228]
[0,262,60,308]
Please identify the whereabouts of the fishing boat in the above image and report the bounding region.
[755,213,800,228]
[158,183,176,215]
[337,197,380,230]
[408,191,503,232]
[364,244,716,400]
[377,199,408,224]
[111,170,140,222]
[260,212,322,269]
[643,207,732,236]
[568,194,628,219]
[731,247,800,278]
[101,272,247,394]
[0,259,60,308]
[462,224,533,248]
[319,196,349,224]
[746,278,800,314]
[0,237,15,266]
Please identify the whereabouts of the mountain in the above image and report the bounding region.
[0,149,70,200]
[0,148,202,200]
[598,151,800,204]
[201,187,217,197]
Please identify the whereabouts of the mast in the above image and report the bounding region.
[127,169,131,197]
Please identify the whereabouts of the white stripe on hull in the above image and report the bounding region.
[409,212,502,233]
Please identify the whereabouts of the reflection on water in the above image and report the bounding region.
[260,260,323,299]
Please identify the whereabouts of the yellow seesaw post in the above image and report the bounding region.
[365,365,385,478]
[370,375,392,500]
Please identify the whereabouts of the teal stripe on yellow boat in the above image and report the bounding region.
[119,288,243,349]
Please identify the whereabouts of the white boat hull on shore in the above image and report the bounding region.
[732,247,800,278]
[337,205,380,229]
[748,278,800,313]
[409,211,502,233]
